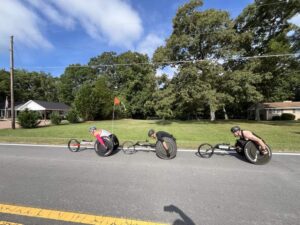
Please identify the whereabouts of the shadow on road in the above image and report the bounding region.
[164,204,195,225]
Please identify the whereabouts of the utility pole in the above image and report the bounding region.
[10,36,15,129]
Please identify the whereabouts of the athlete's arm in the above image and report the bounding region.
[243,131,266,149]
[162,141,169,150]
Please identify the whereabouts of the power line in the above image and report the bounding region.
[14,53,298,70]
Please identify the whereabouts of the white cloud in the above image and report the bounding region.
[49,0,143,47]
[288,13,300,27]
[0,0,52,50]
[26,0,75,29]
[136,33,164,57]
[0,0,143,50]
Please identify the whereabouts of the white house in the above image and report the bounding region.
[1,100,70,119]
[248,101,300,120]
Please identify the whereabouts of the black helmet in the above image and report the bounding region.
[230,126,240,133]
[148,129,155,137]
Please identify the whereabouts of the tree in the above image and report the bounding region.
[235,0,300,55]
[145,74,176,120]
[12,70,59,103]
[88,52,118,89]
[221,70,263,119]
[58,65,97,105]
[88,51,156,119]
[153,0,239,120]
[233,0,300,107]
[0,70,10,103]
[74,76,113,120]
[74,83,97,121]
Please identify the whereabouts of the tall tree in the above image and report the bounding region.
[88,51,156,119]
[235,0,300,55]
[74,76,113,121]
[234,0,300,106]
[12,70,59,103]
[58,65,97,105]
[153,0,239,120]
[0,70,10,104]
[145,74,176,120]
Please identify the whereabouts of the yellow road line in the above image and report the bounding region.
[0,203,167,225]
[0,221,22,225]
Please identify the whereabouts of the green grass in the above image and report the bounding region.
[0,119,299,151]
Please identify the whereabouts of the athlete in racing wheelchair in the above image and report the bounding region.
[231,126,268,155]
[230,126,272,164]
[148,129,177,159]
[89,126,119,157]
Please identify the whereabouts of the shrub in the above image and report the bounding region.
[272,115,281,120]
[17,109,41,128]
[66,109,80,123]
[50,112,62,125]
[281,113,295,120]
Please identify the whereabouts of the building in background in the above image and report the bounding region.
[248,101,300,120]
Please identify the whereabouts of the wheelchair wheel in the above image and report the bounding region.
[110,134,120,150]
[94,136,114,157]
[156,137,177,160]
[244,141,272,165]
[122,141,136,154]
[68,139,80,152]
[198,143,214,158]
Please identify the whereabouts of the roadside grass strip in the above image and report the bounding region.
[0,221,22,225]
[0,203,167,225]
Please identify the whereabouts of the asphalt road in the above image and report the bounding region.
[0,144,299,225]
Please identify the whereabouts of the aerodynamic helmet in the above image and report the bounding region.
[148,129,155,137]
[230,126,241,133]
[89,126,97,132]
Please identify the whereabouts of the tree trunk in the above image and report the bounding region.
[255,105,260,121]
[210,104,216,121]
[223,106,228,120]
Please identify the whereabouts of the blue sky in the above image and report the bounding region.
[0,0,297,77]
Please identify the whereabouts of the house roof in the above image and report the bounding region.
[16,100,70,111]
[248,101,300,110]
[262,101,300,109]
[32,100,70,110]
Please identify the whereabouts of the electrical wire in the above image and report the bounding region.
[14,53,298,70]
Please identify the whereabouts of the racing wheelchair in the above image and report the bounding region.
[121,137,177,160]
[198,140,272,165]
[67,134,119,157]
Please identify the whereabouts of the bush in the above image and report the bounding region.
[50,112,62,125]
[281,113,295,120]
[272,115,281,120]
[17,109,41,128]
[66,109,80,123]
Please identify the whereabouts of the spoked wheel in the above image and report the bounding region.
[156,137,177,160]
[94,136,114,157]
[122,141,136,154]
[68,139,80,152]
[244,141,272,165]
[198,143,214,158]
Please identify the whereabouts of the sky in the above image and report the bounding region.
[0,0,298,77]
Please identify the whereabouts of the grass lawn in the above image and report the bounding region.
[0,119,299,152]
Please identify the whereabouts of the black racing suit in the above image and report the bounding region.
[156,131,176,143]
